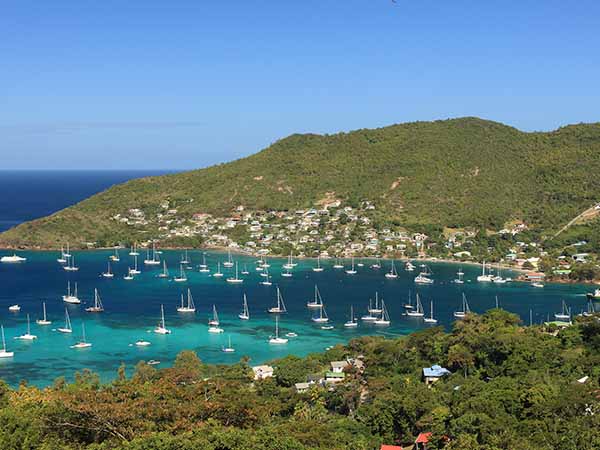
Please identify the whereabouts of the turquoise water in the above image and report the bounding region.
[0,250,590,387]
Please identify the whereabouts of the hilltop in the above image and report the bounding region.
[2,117,600,250]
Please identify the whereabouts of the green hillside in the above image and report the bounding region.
[2,117,600,249]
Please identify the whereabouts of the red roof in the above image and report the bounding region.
[415,432,432,444]
[380,446,402,450]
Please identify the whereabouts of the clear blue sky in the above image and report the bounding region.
[1,0,599,170]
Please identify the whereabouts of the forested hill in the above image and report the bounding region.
[2,117,600,248]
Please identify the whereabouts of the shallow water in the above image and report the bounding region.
[0,250,590,386]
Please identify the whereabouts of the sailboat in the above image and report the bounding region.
[8,304,20,312]
[62,282,81,304]
[424,300,438,324]
[454,268,464,284]
[102,262,114,278]
[57,308,73,333]
[177,288,196,313]
[199,254,210,273]
[63,255,79,272]
[208,305,224,333]
[385,260,398,279]
[0,326,14,358]
[36,302,51,325]
[373,300,391,326]
[406,293,425,317]
[213,262,224,278]
[260,269,272,286]
[476,261,493,282]
[492,263,506,283]
[144,243,161,265]
[180,249,190,265]
[129,242,139,256]
[344,305,358,328]
[312,256,324,272]
[70,322,92,348]
[226,262,244,283]
[16,314,37,340]
[371,258,381,269]
[268,287,287,313]
[555,301,571,321]
[414,265,433,284]
[403,290,414,310]
[269,316,288,344]
[306,285,324,308]
[405,260,416,271]
[582,300,595,317]
[345,257,357,275]
[262,257,270,268]
[368,292,383,314]
[222,335,235,353]
[109,247,120,262]
[57,245,67,264]
[154,305,171,334]
[223,249,234,268]
[281,266,293,277]
[157,260,169,278]
[241,264,249,275]
[311,303,329,323]
[453,293,470,318]
[123,267,134,280]
[361,298,377,322]
[130,255,141,274]
[333,257,344,269]
[135,339,151,346]
[85,288,104,312]
[283,253,295,270]
[174,264,187,282]
[238,294,250,320]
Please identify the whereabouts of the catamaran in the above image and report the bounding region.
[36,302,51,325]
[102,262,114,278]
[109,247,120,262]
[174,264,187,282]
[373,300,391,326]
[307,285,324,308]
[16,314,37,340]
[177,288,196,313]
[227,262,244,283]
[129,243,139,256]
[311,303,329,323]
[406,293,425,317]
[154,305,171,334]
[555,301,571,321]
[208,305,224,333]
[269,315,288,344]
[157,260,169,278]
[312,256,324,272]
[213,262,224,278]
[62,281,81,304]
[63,255,79,271]
[345,257,357,275]
[239,293,250,320]
[268,287,287,313]
[1,253,27,263]
[424,300,438,324]
[0,325,14,358]
[222,335,235,353]
[333,257,344,269]
[223,249,234,268]
[454,268,464,284]
[70,322,92,348]
[477,261,493,282]
[144,243,161,265]
[57,308,73,333]
[454,293,470,318]
[344,305,358,328]
[85,288,104,312]
[385,260,398,279]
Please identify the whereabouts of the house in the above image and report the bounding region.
[294,382,311,393]
[325,371,345,383]
[422,365,451,385]
[415,432,432,449]
[380,446,403,450]
[252,365,274,380]
[330,361,349,373]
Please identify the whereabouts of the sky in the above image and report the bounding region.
[1,0,599,170]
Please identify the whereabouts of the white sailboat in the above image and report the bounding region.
[555,301,571,321]
[424,300,438,324]
[405,260,416,271]
[57,245,67,264]
[344,305,358,328]
[223,249,234,268]
[368,292,383,314]
[306,285,323,308]
[130,255,141,274]
[260,269,272,286]
[135,339,151,346]
[8,304,20,312]
[371,258,381,269]
[199,254,210,273]
[312,256,324,272]
[269,316,288,344]
[16,314,37,340]
[385,260,398,279]
[180,249,190,265]
[373,300,391,326]
[345,257,357,275]
[311,303,329,323]
[268,287,287,313]
[227,262,244,283]
[414,274,433,284]
[404,290,414,310]
[109,247,120,262]
[283,253,294,270]
[70,322,92,348]
[0,325,14,358]
[129,242,139,256]
[57,308,73,333]
[281,266,293,277]
[63,243,72,258]
[174,264,187,282]
[85,288,104,312]
[157,260,169,278]
[453,293,470,318]
[63,255,79,271]
[361,298,378,322]
[333,257,344,269]
[62,282,81,304]
[154,305,171,334]
[213,262,224,278]
[102,262,114,278]
[476,261,493,282]
[222,335,235,353]
[208,305,224,333]
[406,293,425,317]
[36,302,51,325]
[123,267,134,280]
[238,293,250,320]
[144,243,161,265]
[241,264,249,275]
[177,288,196,313]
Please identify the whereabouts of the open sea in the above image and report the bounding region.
[0,172,592,387]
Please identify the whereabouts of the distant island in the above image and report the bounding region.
[2,117,600,282]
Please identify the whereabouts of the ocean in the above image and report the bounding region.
[0,172,591,387]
